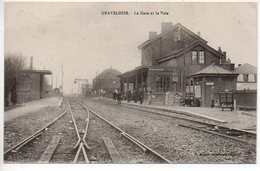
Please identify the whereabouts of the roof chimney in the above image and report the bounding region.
[149,31,157,40]
[197,31,201,37]
[218,47,222,53]
[223,51,227,62]
[30,56,33,70]
[161,22,173,33]
[227,58,231,64]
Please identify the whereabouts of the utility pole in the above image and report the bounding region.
[51,70,53,90]
[95,71,97,95]
[56,75,57,88]
[61,64,64,95]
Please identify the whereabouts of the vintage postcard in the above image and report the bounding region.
[2,1,258,170]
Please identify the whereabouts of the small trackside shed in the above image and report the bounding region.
[190,64,239,107]
[16,69,52,103]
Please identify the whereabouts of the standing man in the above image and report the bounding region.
[117,90,122,104]
[113,90,117,101]
[138,88,144,105]
[126,90,131,102]
[133,90,138,103]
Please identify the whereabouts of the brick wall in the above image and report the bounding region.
[93,78,120,93]
[16,72,41,103]
[141,28,197,67]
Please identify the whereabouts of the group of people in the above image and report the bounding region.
[113,88,152,104]
[112,89,121,104]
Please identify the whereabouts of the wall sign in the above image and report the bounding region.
[206,82,214,86]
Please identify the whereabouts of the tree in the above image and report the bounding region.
[4,55,25,107]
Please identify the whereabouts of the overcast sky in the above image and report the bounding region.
[5,2,257,93]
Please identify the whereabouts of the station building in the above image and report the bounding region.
[16,69,52,103]
[235,63,257,90]
[92,68,122,95]
[119,22,237,107]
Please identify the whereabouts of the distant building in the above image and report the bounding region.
[72,79,88,94]
[81,83,92,95]
[16,69,52,103]
[92,68,122,94]
[235,63,257,90]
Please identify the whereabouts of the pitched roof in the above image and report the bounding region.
[157,40,224,63]
[22,69,52,75]
[138,23,207,49]
[190,64,238,77]
[234,63,257,74]
[118,66,149,77]
[94,68,122,80]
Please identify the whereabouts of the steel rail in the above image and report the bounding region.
[15,132,44,151]
[73,143,83,163]
[94,99,256,141]
[65,98,81,148]
[121,132,146,152]
[81,142,90,163]
[82,108,90,149]
[177,123,256,145]
[92,99,220,126]
[119,103,257,145]
[97,98,257,136]
[4,109,68,158]
[75,100,172,164]
[66,98,90,163]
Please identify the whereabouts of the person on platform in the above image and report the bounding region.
[138,88,144,105]
[133,90,138,103]
[126,90,131,102]
[147,90,153,105]
[113,90,117,101]
[117,90,122,104]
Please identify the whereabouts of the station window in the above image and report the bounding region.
[254,74,257,82]
[194,85,201,98]
[172,74,178,82]
[192,51,197,64]
[156,76,171,92]
[198,51,205,64]
[243,74,249,82]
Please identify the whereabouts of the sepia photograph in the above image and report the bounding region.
[2,1,258,167]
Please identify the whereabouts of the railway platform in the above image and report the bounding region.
[4,96,63,122]
[94,97,256,134]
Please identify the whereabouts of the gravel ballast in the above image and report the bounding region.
[4,96,256,164]
[81,97,256,164]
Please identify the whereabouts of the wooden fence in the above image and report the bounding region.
[214,90,256,110]
[233,89,257,110]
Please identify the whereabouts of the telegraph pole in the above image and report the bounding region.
[61,64,64,95]
[56,75,57,88]
[51,70,53,90]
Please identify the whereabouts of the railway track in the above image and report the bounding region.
[87,97,256,146]
[4,96,255,163]
[4,107,68,161]
[4,97,172,163]
[67,98,172,163]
